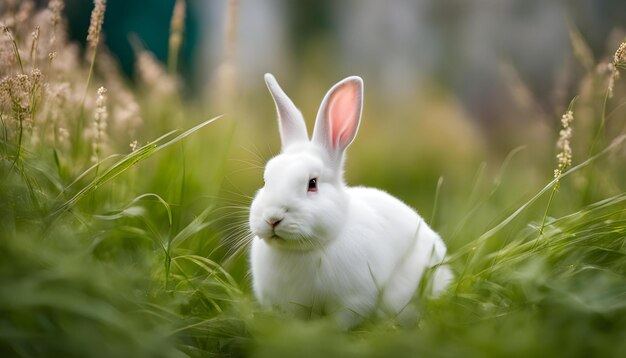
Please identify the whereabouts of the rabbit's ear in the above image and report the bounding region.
[312,76,363,158]
[265,73,309,150]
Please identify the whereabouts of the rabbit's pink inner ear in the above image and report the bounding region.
[327,82,360,150]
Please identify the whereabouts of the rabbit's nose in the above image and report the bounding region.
[265,216,283,228]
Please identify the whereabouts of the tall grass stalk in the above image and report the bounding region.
[168,0,186,74]
[3,26,24,74]
[54,115,221,216]
[451,134,626,263]
[78,0,107,153]
[537,99,577,240]
[430,176,444,226]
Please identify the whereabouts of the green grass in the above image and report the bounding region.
[1,4,626,358]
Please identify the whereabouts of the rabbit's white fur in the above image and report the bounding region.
[249,74,452,327]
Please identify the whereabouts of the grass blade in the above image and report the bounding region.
[52,115,222,216]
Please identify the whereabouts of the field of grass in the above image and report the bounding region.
[1,2,626,357]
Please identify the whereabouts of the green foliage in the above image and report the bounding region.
[1,3,626,358]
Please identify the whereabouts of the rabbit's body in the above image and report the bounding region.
[251,185,450,323]
[249,74,452,327]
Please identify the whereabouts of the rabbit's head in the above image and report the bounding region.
[249,74,363,250]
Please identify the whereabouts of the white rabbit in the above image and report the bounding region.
[249,73,453,328]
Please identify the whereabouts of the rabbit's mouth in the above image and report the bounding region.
[255,231,285,242]
[262,233,320,251]
[267,234,285,242]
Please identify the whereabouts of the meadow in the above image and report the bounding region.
[1,1,626,357]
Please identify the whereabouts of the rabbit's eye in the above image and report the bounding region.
[308,178,318,192]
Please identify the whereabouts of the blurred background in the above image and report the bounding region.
[53,0,626,245]
[58,0,625,114]
[11,0,621,244]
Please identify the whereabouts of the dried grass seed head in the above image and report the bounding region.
[48,0,64,28]
[91,86,108,162]
[169,0,186,51]
[48,0,65,52]
[614,42,626,65]
[16,0,35,23]
[0,34,14,72]
[554,110,574,178]
[136,50,177,94]
[87,0,106,49]
[608,42,626,98]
